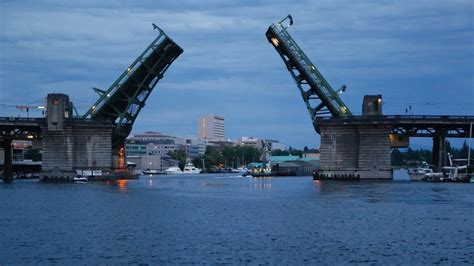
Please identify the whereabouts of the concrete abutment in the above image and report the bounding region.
[318,124,392,180]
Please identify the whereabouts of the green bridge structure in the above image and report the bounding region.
[1,16,473,182]
[0,24,183,182]
[266,15,473,180]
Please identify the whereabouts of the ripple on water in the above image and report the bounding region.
[1,176,473,264]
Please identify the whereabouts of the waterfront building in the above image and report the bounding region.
[126,154,178,172]
[199,115,225,141]
[186,139,206,158]
[125,132,207,169]
[269,155,319,176]
[238,137,285,151]
[303,152,320,159]
[126,132,185,170]
[126,132,185,156]
[207,139,234,150]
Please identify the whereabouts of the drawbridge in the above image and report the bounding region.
[265,15,473,179]
[1,24,183,182]
[266,15,352,133]
[82,25,183,150]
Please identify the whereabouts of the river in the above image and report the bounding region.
[1,173,473,264]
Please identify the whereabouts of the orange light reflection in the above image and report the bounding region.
[117,179,128,191]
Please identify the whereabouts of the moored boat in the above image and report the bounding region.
[142,169,164,175]
[183,162,201,174]
[407,162,433,181]
[165,166,183,175]
[73,176,88,182]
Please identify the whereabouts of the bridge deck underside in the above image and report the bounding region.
[0,118,43,142]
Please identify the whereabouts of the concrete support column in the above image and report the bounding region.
[2,139,13,183]
[432,134,445,171]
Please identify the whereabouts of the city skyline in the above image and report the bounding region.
[1,1,472,149]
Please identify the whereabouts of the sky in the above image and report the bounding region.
[0,0,473,149]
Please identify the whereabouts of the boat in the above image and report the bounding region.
[183,162,201,174]
[165,166,183,175]
[73,176,88,182]
[248,167,273,177]
[407,162,434,181]
[165,163,201,175]
[142,169,163,175]
[423,154,471,183]
[232,167,247,174]
[439,155,470,182]
[421,172,444,182]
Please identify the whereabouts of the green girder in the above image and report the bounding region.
[82,25,183,148]
[266,15,352,132]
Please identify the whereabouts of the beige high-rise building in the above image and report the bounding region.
[199,115,225,140]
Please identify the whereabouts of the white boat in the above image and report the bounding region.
[232,167,247,174]
[407,162,433,181]
[165,163,201,175]
[165,166,183,175]
[440,154,469,182]
[73,176,88,182]
[423,154,471,182]
[422,172,444,182]
[142,169,162,175]
[183,162,201,174]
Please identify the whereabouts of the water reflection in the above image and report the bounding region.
[202,182,225,189]
[2,175,473,264]
[117,180,128,191]
[250,177,272,190]
[105,179,129,192]
[312,180,351,194]
[250,183,272,190]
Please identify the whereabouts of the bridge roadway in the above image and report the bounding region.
[0,117,43,141]
[1,115,473,181]
[315,115,474,138]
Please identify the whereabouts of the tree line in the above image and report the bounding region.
[391,140,473,166]
[169,145,262,171]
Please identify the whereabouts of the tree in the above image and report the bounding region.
[192,157,206,170]
[168,149,187,170]
[204,146,224,168]
[24,148,42,161]
[459,140,469,159]
[271,149,289,156]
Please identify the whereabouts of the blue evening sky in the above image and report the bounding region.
[1,0,473,149]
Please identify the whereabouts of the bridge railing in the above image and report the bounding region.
[0,117,43,123]
[266,15,352,118]
[317,115,474,122]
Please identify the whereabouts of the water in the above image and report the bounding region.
[1,173,473,264]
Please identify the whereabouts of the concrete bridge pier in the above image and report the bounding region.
[318,124,392,180]
[432,132,446,171]
[2,139,13,183]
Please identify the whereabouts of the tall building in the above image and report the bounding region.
[199,115,225,141]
